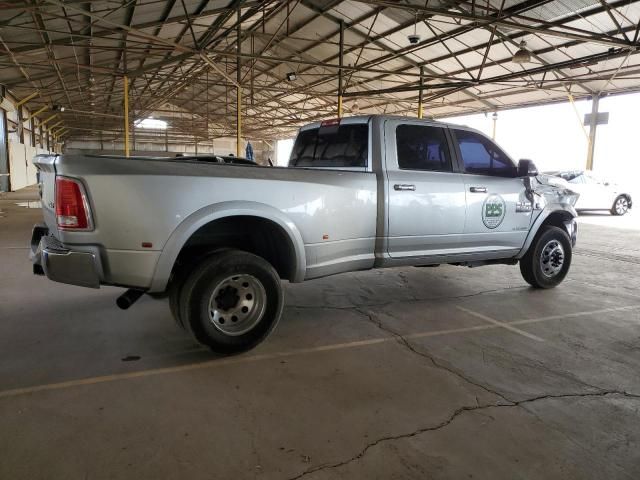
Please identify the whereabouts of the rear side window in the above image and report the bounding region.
[455,130,516,177]
[396,125,452,172]
[289,124,368,168]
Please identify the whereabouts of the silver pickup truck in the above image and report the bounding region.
[31,115,578,353]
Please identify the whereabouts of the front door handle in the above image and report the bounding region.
[469,186,487,193]
[394,184,416,191]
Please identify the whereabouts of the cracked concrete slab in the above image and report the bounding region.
[292,393,640,480]
[0,340,502,480]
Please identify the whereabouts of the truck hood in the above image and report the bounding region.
[532,174,580,207]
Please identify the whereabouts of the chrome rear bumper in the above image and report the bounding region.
[30,224,100,289]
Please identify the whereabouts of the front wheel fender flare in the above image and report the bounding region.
[516,203,577,259]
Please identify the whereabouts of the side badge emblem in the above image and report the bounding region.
[482,194,506,229]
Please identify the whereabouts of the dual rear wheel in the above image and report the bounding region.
[170,250,283,354]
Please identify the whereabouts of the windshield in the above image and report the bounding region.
[289,124,368,168]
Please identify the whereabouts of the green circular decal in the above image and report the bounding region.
[482,194,506,229]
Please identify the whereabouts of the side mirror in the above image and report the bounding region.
[518,159,538,177]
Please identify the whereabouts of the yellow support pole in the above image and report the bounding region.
[418,66,424,119]
[338,20,344,119]
[124,75,130,157]
[23,106,47,123]
[566,92,590,141]
[585,95,600,171]
[491,112,498,140]
[40,113,58,127]
[16,92,38,108]
[236,5,242,158]
[236,86,242,157]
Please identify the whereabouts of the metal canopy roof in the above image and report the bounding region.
[1,0,639,143]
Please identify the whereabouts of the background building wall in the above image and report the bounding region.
[0,91,54,192]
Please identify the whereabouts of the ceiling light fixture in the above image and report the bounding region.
[408,10,420,44]
[286,72,297,81]
[512,40,531,64]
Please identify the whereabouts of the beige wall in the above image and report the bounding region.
[1,92,54,192]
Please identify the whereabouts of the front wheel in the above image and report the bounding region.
[611,195,630,216]
[520,225,572,289]
[179,250,283,354]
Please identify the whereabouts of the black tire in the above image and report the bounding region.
[168,273,185,329]
[179,249,283,354]
[168,258,201,330]
[520,225,572,289]
[168,248,233,330]
[611,195,630,216]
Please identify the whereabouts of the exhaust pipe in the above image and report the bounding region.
[116,289,145,310]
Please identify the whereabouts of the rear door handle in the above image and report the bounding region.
[469,186,487,193]
[394,184,416,191]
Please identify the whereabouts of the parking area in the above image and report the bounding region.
[2,188,639,479]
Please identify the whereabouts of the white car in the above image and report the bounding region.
[546,170,633,216]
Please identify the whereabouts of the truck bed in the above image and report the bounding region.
[34,154,378,289]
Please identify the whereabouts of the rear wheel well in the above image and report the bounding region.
[171,216,297,283]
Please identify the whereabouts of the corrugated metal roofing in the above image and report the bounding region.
[1,0,639,142]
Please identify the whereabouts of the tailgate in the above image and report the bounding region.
[33,154,59,234]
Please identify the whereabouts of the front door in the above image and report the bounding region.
[451,128,533,253]
[386,120,467,258]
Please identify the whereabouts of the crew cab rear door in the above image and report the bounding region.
[450,128,533,253]
[385,119,466,258]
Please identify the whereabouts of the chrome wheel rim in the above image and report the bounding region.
[540,240,565,278]
[615,197,628,215]
[208,274,267,336]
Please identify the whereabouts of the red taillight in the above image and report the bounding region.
[55,177,91,230]
[320,118,340,127]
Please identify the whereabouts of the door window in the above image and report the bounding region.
[395,125,452,172]
[454,129,516,178]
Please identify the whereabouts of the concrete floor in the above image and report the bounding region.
[1,187,640,480]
